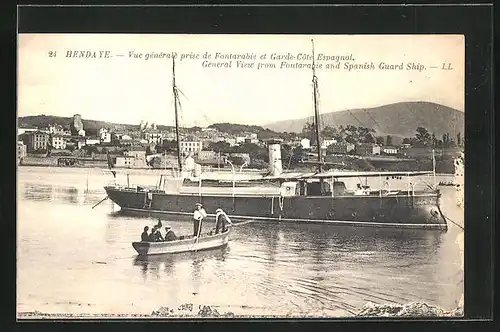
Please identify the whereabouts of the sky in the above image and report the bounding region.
[18,34,464,128]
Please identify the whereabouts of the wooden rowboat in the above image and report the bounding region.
[132,227,231,256]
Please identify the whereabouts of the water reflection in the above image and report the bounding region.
[17,167,463,316]
[21,182,103,206]
[22,183,52,201]
[132,247,228,282]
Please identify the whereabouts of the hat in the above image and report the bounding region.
[165,226,171,230]
[216,208,223,213]
[195,203,203,207]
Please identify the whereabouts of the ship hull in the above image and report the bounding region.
[104,186,447,230]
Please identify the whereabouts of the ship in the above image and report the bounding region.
[104,40,447,230]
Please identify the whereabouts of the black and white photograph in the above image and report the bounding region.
[17,33,465,319]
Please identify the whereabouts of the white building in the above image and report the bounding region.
[115,156,136,168]
[77,138,86,150]
[245,138,260,144]
[51,135,67,149]
[86,137,100,146]
[121,134,132,141]
[99,128,112,143]
[101,132,112,143]
[180,141,203,156]
[321,139,337,149]
[17,141,27,163]
[143,129,165,145]
[356,143,381,156]
[225,138,237,146]
[49,124,70,136]
[18,128,41,135]
[382,146,399,155]
[78,129,86,137]
[124,148,146,167]
[236,136,246,144]
[300,138,311,149]
[198,150,217,160]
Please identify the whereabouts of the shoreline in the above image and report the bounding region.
[17,164,457,176]
[17,302,464,319]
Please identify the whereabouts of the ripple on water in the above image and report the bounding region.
[17,169,463,316]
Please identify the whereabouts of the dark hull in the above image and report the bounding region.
[104,186,447,230]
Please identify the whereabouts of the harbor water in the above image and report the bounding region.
[16,166,463,317]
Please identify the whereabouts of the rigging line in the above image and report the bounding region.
[173,89,184,138]
[362,108,382,131]
[176,89,185,125]
[443,215,464,231]
[346,109,367,128]
[176,87,215,126]
[316,79,325,132]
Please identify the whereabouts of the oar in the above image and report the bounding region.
[194,218,203,252]
[92,196,108,209]
[230,220,255,227]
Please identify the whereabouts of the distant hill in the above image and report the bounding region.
[18,115,175,136]
[263,101,464,139]
[17,116,285,139]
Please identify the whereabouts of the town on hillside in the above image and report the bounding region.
[17,114,464,174]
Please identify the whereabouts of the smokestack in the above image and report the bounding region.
[268,142,283,176]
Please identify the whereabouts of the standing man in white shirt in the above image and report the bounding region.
[193,203,207,237]
[215,208,233,234]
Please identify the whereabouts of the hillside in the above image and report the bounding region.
[17,116,287,139]
[18,115,176,135]
[263,101,464,139]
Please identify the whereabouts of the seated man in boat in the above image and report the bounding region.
[148,226,157,242]
[164,226,177,241]
[215,208,233,234]
[193,203,207,238]
[153,226,164,242]
[148,226,164,242]
[141,226,150,242]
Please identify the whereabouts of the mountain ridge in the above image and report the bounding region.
[263,101,464,139]
[18,101,464,141]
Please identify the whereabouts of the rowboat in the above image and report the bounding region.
[132,227,231,256]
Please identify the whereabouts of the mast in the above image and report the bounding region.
[172,57,183,172]
[311,39,323,172]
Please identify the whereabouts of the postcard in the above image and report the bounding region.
[17,33,464,319]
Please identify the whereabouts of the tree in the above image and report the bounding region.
[345,135,356,144]
[227,156,245,165]
[431,133,437,148]
[415,127,431,147]
[85,145,99,156]
[457,132,462,147]
[156,140,179,153]
[363,133,375,144]
[376,136,385,145]
[402,137,412,145]
[301,122,316,145]
[321,125,338,138]
[386,135,393,146]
